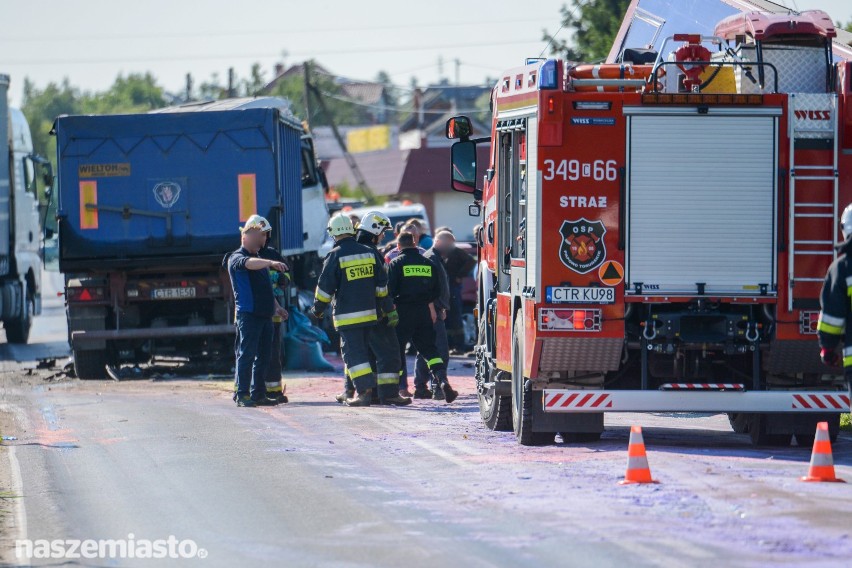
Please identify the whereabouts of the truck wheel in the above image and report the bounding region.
[748,414,793,447]
[477,347,512,431]
[4,295,33,344]
[479,384,512,431]
[73,349,108,380]
[560,432,603,443]
[727,413,750,434]
[511,313,553,446]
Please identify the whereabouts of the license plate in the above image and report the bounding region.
[546,286,615,304]
[152,287,196,300]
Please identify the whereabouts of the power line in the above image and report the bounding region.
[0,17,556,43]
[0,39,544,66]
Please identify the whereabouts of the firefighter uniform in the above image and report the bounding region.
[355,228,406,403]
[259,244,290,402]
[818,237,852,376]
[388,247,458,403]
[312,234,394,400]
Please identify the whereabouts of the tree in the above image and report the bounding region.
[839,19,852,33]
[265,60,370,126]
[543,0,630,62]
[21,73,168,174]
[78,73,166,115]
[240,63,267,97]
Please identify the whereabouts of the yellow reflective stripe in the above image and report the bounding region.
[426,357,443,367]
[333,309,377,327]
[375,286,388,297]
[403,265,432,277]
[339,253,376,268]
[818,321,845,335]
[334,314,378,327]
[844,356,852,367]
[348,362,373,379]
[315,287,332,302]
[377,373,398,385]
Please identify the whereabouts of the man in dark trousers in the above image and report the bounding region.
[433,230,477,352]
[388,232,459,403]
[413,240,451,399]
[259,226,290,403]
[311,215,399,407]
[353,211,411,406]
[228,215,289,407]
[818,203,852,403]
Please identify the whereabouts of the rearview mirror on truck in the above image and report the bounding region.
[445,116,473,140]
[451,140,477,194]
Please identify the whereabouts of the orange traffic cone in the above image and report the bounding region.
[619,425,659,485]
[801,421,845,483]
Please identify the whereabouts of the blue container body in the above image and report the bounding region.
[55,107,304,270]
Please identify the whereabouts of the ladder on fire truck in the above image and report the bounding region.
[787,93,840,311]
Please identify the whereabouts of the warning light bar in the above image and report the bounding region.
[642,93,764,105]
[539,308,602,332]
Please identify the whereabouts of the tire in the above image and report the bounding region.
[748,414,793,447]
[560,432,603,444]
[511,312,553,446]
[476,344,512,431]
[727,413,750,434]
[73,349,108,380]
[479,383,512,431]
[5,289,33,344]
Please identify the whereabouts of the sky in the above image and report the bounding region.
[1,0,850,108]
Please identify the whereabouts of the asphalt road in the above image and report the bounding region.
[0,272,851,567]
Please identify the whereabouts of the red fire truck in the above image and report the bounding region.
[447,10,852,446]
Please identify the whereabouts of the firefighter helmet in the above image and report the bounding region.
[842,204,852,240]
[240,214,272,233]
[327,214,355,237]
[358,211,392,237]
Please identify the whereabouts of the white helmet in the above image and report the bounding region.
[327,214,355,237]
[842,204,852,240]
[240,214,272,233]
[358,211,392,237]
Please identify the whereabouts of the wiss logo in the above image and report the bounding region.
[794,110,831,121]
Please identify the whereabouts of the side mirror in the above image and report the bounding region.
[450,140,477,194]
[42,163,54,188]
[468,203,481,217]
[446,116,473,140]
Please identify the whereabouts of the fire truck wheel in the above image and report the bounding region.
[479,382,512,431]
[727,413,750,434]
[511,313,554,446]
[73,349,109,380]
[559,432,602,443]
[747,414,793,447]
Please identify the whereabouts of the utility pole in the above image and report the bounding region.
[304,70,373,202]
[302,60,313,124]
[227,67,236,98]
[185,73,193,103]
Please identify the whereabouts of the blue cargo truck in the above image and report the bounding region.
[54,98,330,379]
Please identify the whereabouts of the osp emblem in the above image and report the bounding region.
[153,181,182,209]
[559,218,606,274]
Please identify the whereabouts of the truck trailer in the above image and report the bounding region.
[54,98,329,379]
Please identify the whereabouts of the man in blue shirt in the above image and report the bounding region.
[228,215,288,407]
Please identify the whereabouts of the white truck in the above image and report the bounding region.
[0,74,46,343]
